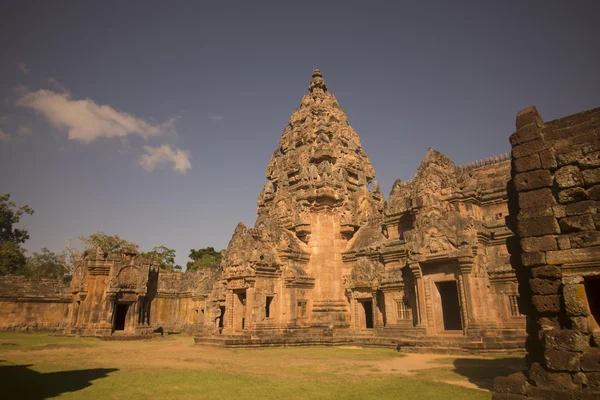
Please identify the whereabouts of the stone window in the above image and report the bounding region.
[508,294,522,317]
[297,301,308,318]
[265,296,274,319]
[396,299,412,320]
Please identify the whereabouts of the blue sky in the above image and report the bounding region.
[1,1,599,268]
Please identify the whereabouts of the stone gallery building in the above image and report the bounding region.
[1,71,598,357]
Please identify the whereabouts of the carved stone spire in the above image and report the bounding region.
[308,68,327,93]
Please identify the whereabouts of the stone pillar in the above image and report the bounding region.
[409,263,426,329]
[226,290,234,332]
[493,106,600,399]
[457,256,475,333]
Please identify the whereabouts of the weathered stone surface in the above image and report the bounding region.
[544,348,581,371]
[560,216,595,232]
[555,166,585,188]
[493,372,529,395]
[530,278,561,295]
[582,168,600,186]
[544,330,590,352]
[522,252,546,267]
[531,265,561,279]
[518,188,556,210]
[558,187,588,204]
[569,231,600,248]
[529,362,580,391]
[514,170,553,191]
[579,151,600,169]
[557,150,584,167]
[539,149,558,170]
[513,139,545,159]
[518,216,560,237]
[521,236,557,252]
[564,284,590,317]
[514,154,541,172]
[547,246,600,264]
[586,185,600,200]
[532,295,561,313]
[566,200,597,216]
[580,349,600,371]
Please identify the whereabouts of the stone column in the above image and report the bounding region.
[409,263,426,329]
[457,256,475,333]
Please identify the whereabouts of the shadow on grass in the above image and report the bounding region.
[452,357,525,390]
[0,362,117,399]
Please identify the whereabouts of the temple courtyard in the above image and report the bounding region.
[0,333,525,399]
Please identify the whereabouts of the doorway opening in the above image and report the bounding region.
[234,291,247,331]
[114,303,129,331]
[585,277,600,330]
[436,281,463,331]
[360,300,374,329]
[265,296,274,318]
[218,306,225,331]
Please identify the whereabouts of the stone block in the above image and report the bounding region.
[553,205,567,218]
[522,252,546,267]
[530,278,561,295]
[529,362,580,391]
[569,317,589,332]
[544,348,581,371]
[518,188,556,210]
[555,166,585,188]
[570,231,600,248]
[531,265,561,279]
[514,170,553,191]
[564,284,591,317]
[518,216,560,237]
[593,332,600,347]
[558,187,587,204]
[513,139,545,159]
[532,295,561,313]
[547,246,600,264]
[540,149,558,169]
[579,151,600,169]
[493,372,529,395]
[586,185,600,200]
[544,330,590,352]
[514,154,541,172]
[515,106,543,130]
[566,200,597,216]
[557,150,584,167]
[510,124,543,146]
[521,236,557,252]
[581,349,600,372]
[560,216,595,232]
[588,372,600,390]
[582,168,600,186]
[539,316,561,331]
[557,235,571,250]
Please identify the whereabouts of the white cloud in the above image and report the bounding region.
[17,63,30,74]
[47,77,69,93]
[138,145,191,174]
[0,129,11,143]
[17,89,177,143]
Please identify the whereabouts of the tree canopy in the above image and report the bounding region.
[141,245,182,272]
[24,248,70,282]
[0,194,34,275]
[186,247,222,272]
[81,231,139,254]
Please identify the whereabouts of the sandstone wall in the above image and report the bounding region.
[0,276,71,331]
[494,106,600,399]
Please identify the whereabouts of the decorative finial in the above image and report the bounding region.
[309,68,327,93]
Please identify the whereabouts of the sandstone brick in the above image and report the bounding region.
[493,372,529,395]
[560,215,595,232]
[586,185,600,200]
[544,330,590,352]
[521,235,557,252]
[532,295,561,313]
[539,316,561,331]
[558,187,587,204]
[518,216,560,237]
[518,188,556,210]
[540,149,558,170]
[570,231,600,248]
[581,349,600,372]
[547,246,600,264]
[557,149,584,166]
[513,139,545,159]
[557,235,571,250]
[566,200,597,216]
[531,265,561,279]
[570,317,590,332]
[593,332,600,347]
[555,166,585,188]
[514,153,541,172]
[579,151,600,169]
[582,168,600,186]
[515,107,543,130]
[522,252,546,266]
[587,372,600,390]
[529,362,580,390]
[510,124,543,146]
[531,278,561,295]
[514,170,553,191]
[545,348,581,371]
[564,285,590,317]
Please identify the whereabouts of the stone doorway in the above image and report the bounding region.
[436,281,462,331]
[114,303,129,331]
[233,290,247,331]
[359,300,374,329]
[218,306,225,332]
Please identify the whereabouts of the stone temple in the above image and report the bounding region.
[2,70,599,360]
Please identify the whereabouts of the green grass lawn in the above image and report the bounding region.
[0,332,510,400]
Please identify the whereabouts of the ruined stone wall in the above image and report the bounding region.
[0,276,71,331]
[494,106,600,399]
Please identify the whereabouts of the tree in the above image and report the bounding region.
[186,247,222,272]
[0,194,34,275]
[142,245,182,272]
[25,248,70,281]
[80,231,139,254]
